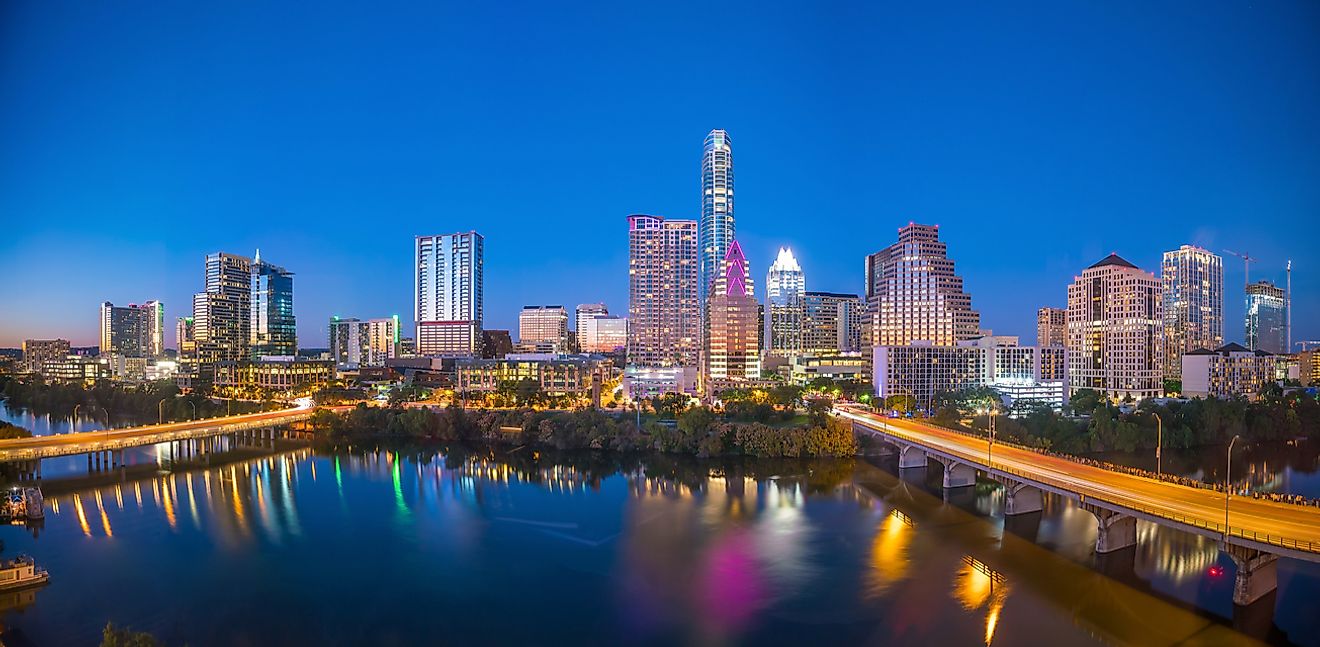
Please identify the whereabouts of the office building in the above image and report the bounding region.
[1245,280,1287,354]
[100,301,164,358]
[1161,246,1223,379]
[454,353,617,401]
[250,251,297,358]
[803,291,864,354]
[699,129,734,308]
[704,240,759,384]
[627,214,699,368]
[579,315,627,354]
[1036,307,1066,348]
[1066,254,1163,401]
[1182,343,1279,399]
[192,252,253,365]
[212,357,333,392]
[865,223,980,348]
[415,232,484,357]
[763,247,806,359]
[790,353,869,383]
[623,365,699,399]
[330,316,400,369]
[873,336,1068,412]
[519,305,570,352]
[575,303,608,336]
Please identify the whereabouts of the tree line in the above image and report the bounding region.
[0,376,278,424]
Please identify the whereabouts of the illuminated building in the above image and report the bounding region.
[1036,307,1066,348]
[790,353,868,383]
[623,365,698,398]
[99,300,164,359]
[21,339,70,373]
[175,317,195,364]
[764,247,805,359]
[627,214,699,368]
[578,314,627,354]
[704,240,759,384]
[803,291,864,354]
[1298,349,1320,387]
[1245,280,1286,354]
[415,232,483,357]
[212,358,333,391]
[454,353,617,398]
[865,223,981,348]
[192,252,253,365]
[1066,253,1163,401]
[249,251,297,358]
[575,303,607,338]
[699,129,734,309]
[1161,246,1223,379]
[330,316,400,369]
[873,336,1068,412]
[1182,343,1279,399]
[519,305,570,352]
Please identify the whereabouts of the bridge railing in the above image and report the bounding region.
[854,414,1320,555]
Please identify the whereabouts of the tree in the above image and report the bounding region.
[100,623,162,647]
[883,394,915,413]
[514,378,542,407]
[651,393,689,419]
[768,384,803,408]
[806,397,832,426]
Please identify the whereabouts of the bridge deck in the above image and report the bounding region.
[0,406,313,461]
[840,406,1320,560]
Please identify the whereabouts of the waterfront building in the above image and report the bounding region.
[192,252,253,365]
[519,305,570,352]
[249,252,297,358]
[627,214,699,368]
[1182,343,1279,399]
[579,315,627,354]
[704,240,759,385]
[790,353,868,384]
[1036,307,1067,348]
[99,301,164,359]
[1161,246,1224,379]
[415,232,484,357]
[212,357,333,392]
[873,336,1068,412]
[802,291,864,354]
[864,223,980,348]
[454,353,617,401]
[1066,254,1163,401]
[699,129,734,308]
[622,365,699,399]
[1245,280,1287,354]
[481,330,513,359]
[1298,349,1320,387]
[764,247,806,359]
[21,339,70,373]
[38,355,108,383]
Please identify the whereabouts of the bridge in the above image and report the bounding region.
[839,404,1320,607]
[0,405,315,476]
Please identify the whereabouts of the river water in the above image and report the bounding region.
[1,403,1319,645]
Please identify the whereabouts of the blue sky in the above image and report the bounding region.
[2,1,1318,348]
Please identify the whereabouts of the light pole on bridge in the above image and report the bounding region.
[1224,434,1241,538]
[978,404,997,466]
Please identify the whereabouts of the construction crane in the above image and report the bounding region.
[1224,249,1257,287]
[1298,341,1320,352]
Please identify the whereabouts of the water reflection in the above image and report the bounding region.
[952,556,1010,646]
[867,509,914,597]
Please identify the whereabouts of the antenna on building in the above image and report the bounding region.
[1287,259,1292,353]
[254,248,262,264]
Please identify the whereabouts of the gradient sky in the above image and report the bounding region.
[2,1,1318,349]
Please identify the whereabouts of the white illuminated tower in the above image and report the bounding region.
[699,129,734,307]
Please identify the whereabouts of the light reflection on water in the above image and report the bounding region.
[0,446,1313,645]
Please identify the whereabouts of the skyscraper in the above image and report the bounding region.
[415,232,484,357]
[1036,307,1067,348]
[1160,245,1223,379]
[1245,280,1287,354]
[764,247,806,358]
[705,240,759,383]
[329,315,398,368]
[574,303,608,337]
[802,292,864,354]
[575,303,626,353]
[193,252,253,365]
[1066,254,1163,400]
[176,317,195,363]
[865,223,980,348]
[627,214,699,367]
[99,301,164,358]
[250,251,297,358]
[519,305,570,351]
[699,129,734,306]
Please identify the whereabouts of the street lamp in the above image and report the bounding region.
[1151,412,1163,475]
[187,400,197,421]
[158,398,167,424]
[978,405,997,465]
[1224,434,1241,538]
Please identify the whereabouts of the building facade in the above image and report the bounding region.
[802,291,864,354]
[699,129,734,309]
[415,232,484,356]
[100,301,165,359]
[176,317,196,364]
[1161,245,1223,379]
[192,252,253,365]
[519,305,570,352]
[627,214,699,368]
[1036,307,1066,348]
[481,330,514,359]
[1245,280,1287,354]
[865,223,981,348]
[454,353,616,399]
[212,358,333,392]
[1182,343,1278,399]
[704,241,759,384]
[763,247,806,359]
[1066,254,1163,401]
[250,252,297,358]
[579,316,627,354]
[873,337,1068,412]
[22,339,71,373]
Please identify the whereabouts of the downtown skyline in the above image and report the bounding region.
[3,2,1319,348]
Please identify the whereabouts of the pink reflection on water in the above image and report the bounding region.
[700,527,768,634]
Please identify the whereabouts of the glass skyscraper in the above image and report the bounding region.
[699,129,734,307]
[250,251,297,358]
[764,247,805,358]
[415,232,484,357]
[1245,280,1286,354]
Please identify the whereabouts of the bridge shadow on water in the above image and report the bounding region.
[856,454,1294,646]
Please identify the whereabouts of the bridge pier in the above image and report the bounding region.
[1082,503,1137,553]
[1003,483,1043,516]
[897,444,927,469]
[931,456,976,489]
[1224,544,1279,606]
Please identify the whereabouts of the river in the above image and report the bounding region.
[1,403,1319,645]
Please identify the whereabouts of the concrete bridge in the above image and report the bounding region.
[0,405,315,477]
[839,405,1320,606]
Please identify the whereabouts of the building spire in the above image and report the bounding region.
[254,248,261,264]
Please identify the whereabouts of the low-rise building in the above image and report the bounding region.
[623,365,698,399]
[790,353,868,383]
[212,358,334,392]
[454,353,617,399]
[1182,343,1279,399]
[40,356,109,383]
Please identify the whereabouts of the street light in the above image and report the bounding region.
[978,405,997,465]
[1151,412,1163,475]
[158,398,167,424]
[1225,434,1241,537]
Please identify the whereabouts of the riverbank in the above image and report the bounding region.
[0,376,277,423]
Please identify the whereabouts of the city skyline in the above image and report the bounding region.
[3,3,1319,348]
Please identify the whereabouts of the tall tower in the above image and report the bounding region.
[627,214,699,367]
[764,247,806,358]
[865,223,980,348]
[700,129,734,307]
[250,251,297,358]
[193,252,253,365]
[1066,254,1163,401]
[1245,280,1287,354]
[1160,245,1223,378]
[415,232,484,356]
[705,240,759,383]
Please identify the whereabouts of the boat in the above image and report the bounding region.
[0,555,48,591]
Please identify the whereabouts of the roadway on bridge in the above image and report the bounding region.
[0,405,312,456]
[840,405,1320,555]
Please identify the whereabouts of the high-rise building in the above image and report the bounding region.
[481,330,514,359]
[699,129,734,307]
[250,251,297,358]
[575,303,608,336]
[802,292,864,354]
[1066,254,1163,400]
[330,315,400,369]
[415,232,484,357]
[1161,246,1223,379]
[764,247,806,359]
[519,306,570,352]
[193,252,253,365]
[100,301,164,358]
[705,241,759,384]
[1245,280,1287,354]
[865,223,981,348]
[22,339,71,373]
[365,316,400,365]
[1036,307,1066,348]
[627,214,699,367]
[176,317,195,363]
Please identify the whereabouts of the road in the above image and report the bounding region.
[839,405,1320,557]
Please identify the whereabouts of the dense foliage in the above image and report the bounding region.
[0,376,278,422]
[0,420,32,439]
